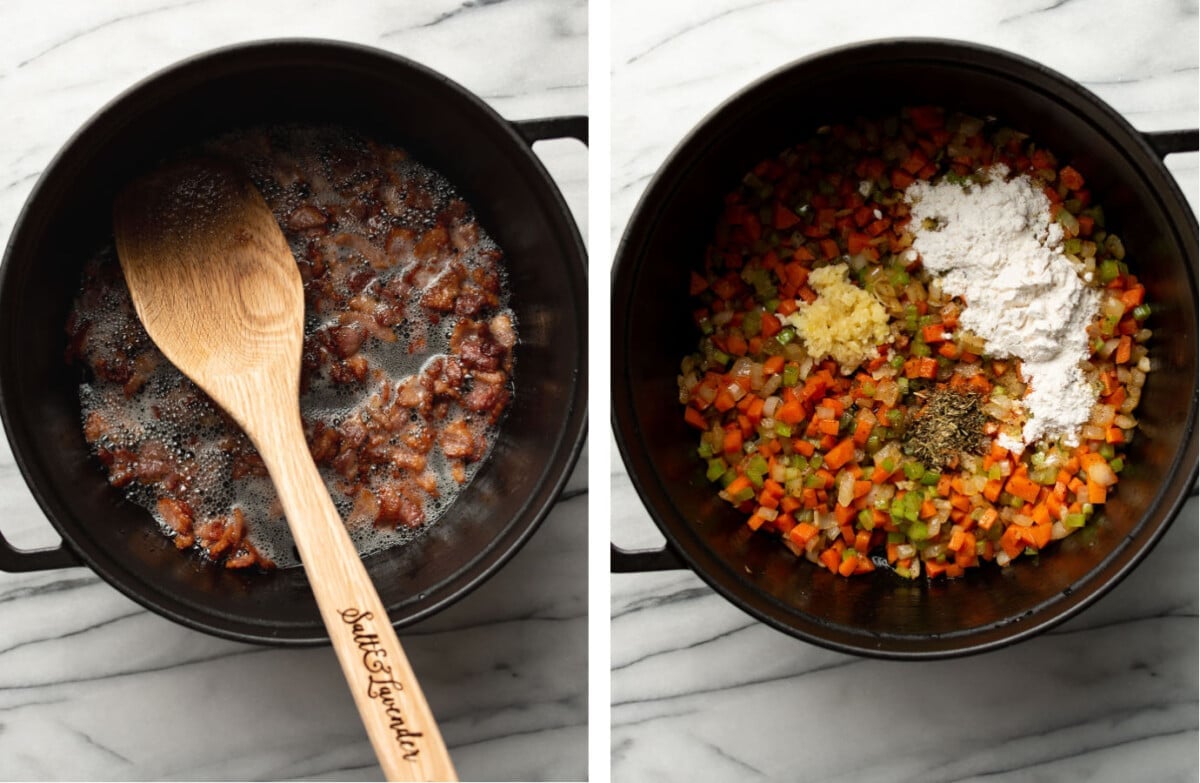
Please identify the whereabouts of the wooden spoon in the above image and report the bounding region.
[113,159,457,782]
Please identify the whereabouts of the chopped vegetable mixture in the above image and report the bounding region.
[679,107,1151,579]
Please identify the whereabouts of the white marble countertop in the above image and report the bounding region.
[610,1,1198,781]
[0,1,587,780]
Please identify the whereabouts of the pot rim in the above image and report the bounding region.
[0,38,588,645]
[611,37,1198,659]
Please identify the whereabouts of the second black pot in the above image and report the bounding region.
[611,39,1198,658]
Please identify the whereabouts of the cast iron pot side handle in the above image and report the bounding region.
[511,116,588,147]
[611,543,687,572]
[1142,129,1199,158]
[0,528,81,572]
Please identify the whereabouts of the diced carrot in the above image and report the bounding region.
[777,399,805,425]
[838,554,858,577]
[761,312,782,340]
[948,528,965,553]
[802,487,819,508]
[1121,285,1145,309]
[818,418,840,436]
[1006,472,1041,505]
[1059,166,1085,191]
[746,396,765,423]
[824,437,856,470]
[764,355,785,375]
[1087,478,1108,504]
[726,333,748,356]
[789,522,819,548]
[777,298,798,316]
[713,390,736,412]
[725,474,751,497]
[925,559,948,578]
[936,473,952,497]
[978,508,999,531]
[684,406,707,430]
[1028,523,1053,549]
[890,169,916,189]
[919,500,937,519]
[1000,525,1026,558]
[847,232,872,254]
[1115,335,1132,364]
[820,548,841,573]
[819,238,840,259]
[852,416,873,445]
[982,478,1004,503]
[921,323,945,343]
[852,480,872,499]
[792,438,815,457]
[909,106,944,130]
[689,271,708,295]
[1106,427,1125,444]
[746,512,767,531]
[937,342,959,360]
[1076,214,1094,237]
[774,202,802,230]
[722,429,743,455]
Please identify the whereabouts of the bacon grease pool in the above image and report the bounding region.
[67,126,517,570]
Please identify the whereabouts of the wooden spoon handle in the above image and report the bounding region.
[255,408,457,782]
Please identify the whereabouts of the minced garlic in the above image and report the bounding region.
[789,263,890,373]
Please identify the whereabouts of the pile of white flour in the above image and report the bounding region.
[904,165,1099,450]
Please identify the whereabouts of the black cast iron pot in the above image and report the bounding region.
[0,40,587,644]
[611,39,1197,659]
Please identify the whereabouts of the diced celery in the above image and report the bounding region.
[1064,512,1086,528]
[920,471,941,486]
[776,327,796,345]
[698,441,714,459]
[903,461,925,481]
[1099,443,1115,460]
[1132,303,1152,321]
[782,365,800,387]
[742,309,762,337]
[1109,457,1124,473]
[706,459,726,482]
[858,509,875,530]
[1098,259,1120,283]
[908,520,929,541]
[775,422,793,438]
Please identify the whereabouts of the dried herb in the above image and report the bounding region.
[904,389,986,469]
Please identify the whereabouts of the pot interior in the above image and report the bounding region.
[1,43,586,643]
[613,42,1197,656]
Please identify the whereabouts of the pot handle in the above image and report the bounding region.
[511,116,588,146]
[611,542,687,572]
[0,529,81,572]
[1142,129,1199,158]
